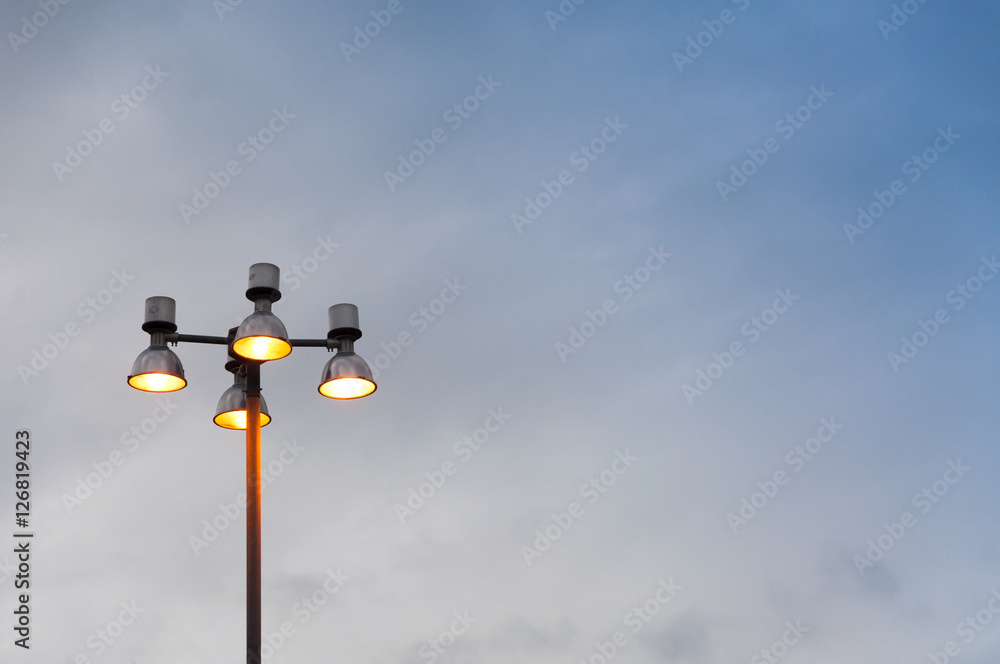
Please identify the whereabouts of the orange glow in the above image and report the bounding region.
[213,410,272,430]
[233,336,292,361]
[128,373,187,392]
[319,377,376,400]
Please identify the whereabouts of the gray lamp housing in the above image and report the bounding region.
[127,296,187,391]
[214,372,271,429]
[233,264,291,361]
[128,345,186,385]
[327,303,362,342]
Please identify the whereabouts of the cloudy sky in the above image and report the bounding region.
[2,0,1000,662]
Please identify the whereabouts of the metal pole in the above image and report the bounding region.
[245,362,261,664]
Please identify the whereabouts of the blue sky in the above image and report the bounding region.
[1,1,999,663]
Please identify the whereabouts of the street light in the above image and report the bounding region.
[127,296,187,392]
[318,302,377,399]
[126,263,377,664]
[233,264,292,362]
[319,352,377,398]
[214,364,272,430]
[127,345,186,392]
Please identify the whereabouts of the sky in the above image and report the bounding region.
[1,0,1000,662]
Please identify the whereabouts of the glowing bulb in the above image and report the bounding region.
[319,377,377,400]
[213,409,272,430]
[128,372,187,393]
[233,335,292,361]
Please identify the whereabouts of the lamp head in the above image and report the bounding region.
[318,351,377,399]
[214,369,271,430]
[233,311,291,361]
[128,345,186,392]
[318,303,376,399]
[232,264,291,361]
[128,296,186,392]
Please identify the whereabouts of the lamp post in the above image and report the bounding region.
[126,263,377,664]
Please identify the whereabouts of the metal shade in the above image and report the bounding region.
[318,351,377,399]
[127,346,187,392]
[233,311,291,361]
[214,383,272,430]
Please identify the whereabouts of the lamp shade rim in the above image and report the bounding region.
[213,410,272,430]
[317,378,377,399]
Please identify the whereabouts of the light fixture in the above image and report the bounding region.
[318,303,377,399]
[128,346,187,392]
[214,370,272,430]
[233,311,292,361]
[233,263,291,361]
[128,296,187,392]
[127,264,379,664]
[319,352,377,399]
